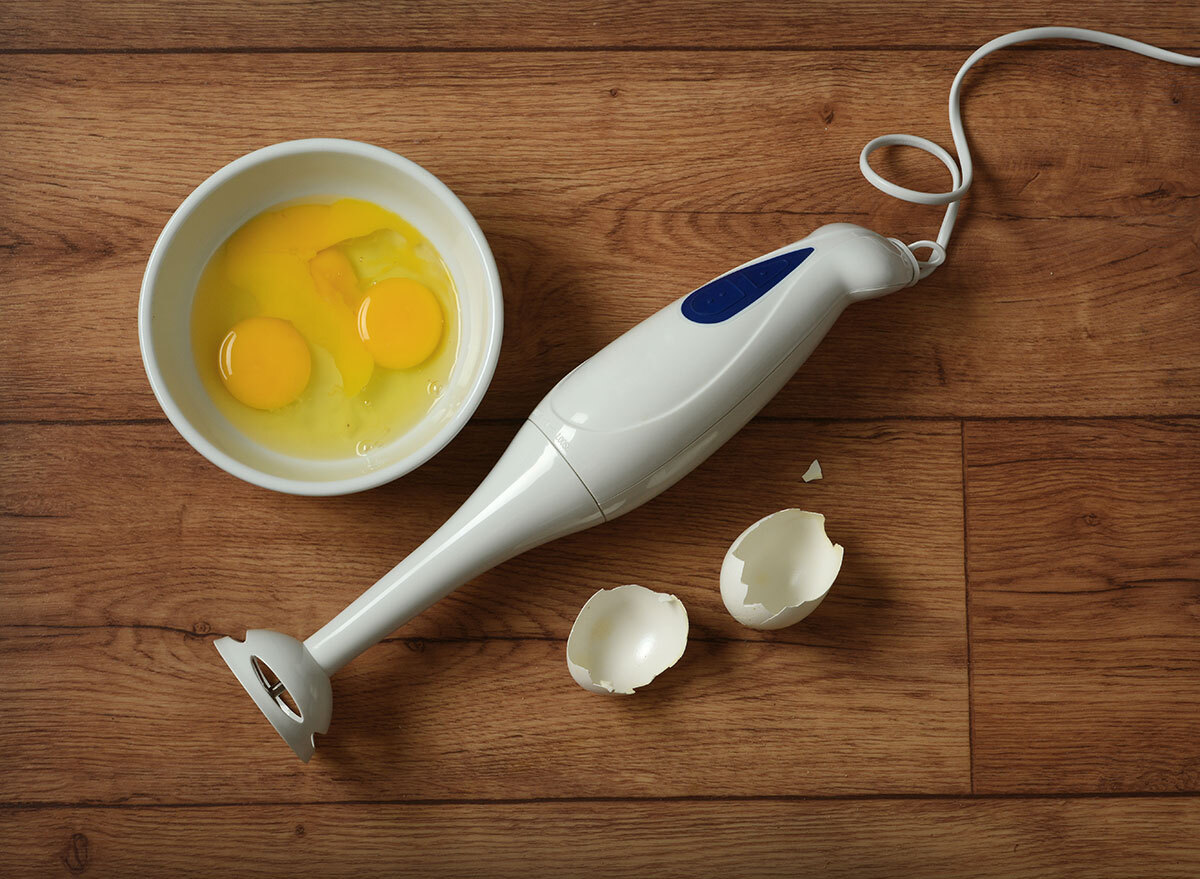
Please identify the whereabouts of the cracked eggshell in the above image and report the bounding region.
[566,584,689,695]
[720,509,843,630]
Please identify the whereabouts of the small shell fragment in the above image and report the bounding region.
[566,584,689,694]
[802,459,823,482]
[720,509,843,630]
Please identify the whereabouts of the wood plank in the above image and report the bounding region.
[0,418,968,802]
[0,420,965,644]
[2,1,1198,51]
[2,51,1196,422]
[0,627,968,803]
[965,419,1200,793]
[3,798,1200,878]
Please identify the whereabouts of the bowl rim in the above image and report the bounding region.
[138,138,504,496]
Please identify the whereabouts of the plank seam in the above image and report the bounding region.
[1,45,1197,56]
[3,414,1199,428]
[960,420,976,795]
[3,791,1200,810]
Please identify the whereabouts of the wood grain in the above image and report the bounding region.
[3,798,1200,879]
[2,1,1198,51]
[965,419,1200,793]
[1,52,1197,422]
[0,419,968,802]
[0,628,969,803]
[0,419,964,639]
[2,3,1199,874]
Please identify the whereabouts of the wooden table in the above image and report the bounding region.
[3,3,1198,875]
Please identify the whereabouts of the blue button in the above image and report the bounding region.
[687,277,745,315]
[681,248,813,324]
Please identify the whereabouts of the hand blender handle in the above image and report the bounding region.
[305,223,917,674]
[529,222,918,518]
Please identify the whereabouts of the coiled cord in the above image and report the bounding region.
[858,27,1200,280]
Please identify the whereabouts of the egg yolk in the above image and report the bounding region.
[218,317,312,410]
[356,278,444,370]
[309,246,361,310]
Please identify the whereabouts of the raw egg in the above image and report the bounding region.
[357,278,444,370]
[218,316,311,411]
[190,198,459,460]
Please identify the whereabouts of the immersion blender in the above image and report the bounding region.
[216,28,1200,760]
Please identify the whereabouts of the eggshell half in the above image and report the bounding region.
[566,584,689,694]
[720,509,843,630]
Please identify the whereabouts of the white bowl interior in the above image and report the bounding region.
[142,143,499,492]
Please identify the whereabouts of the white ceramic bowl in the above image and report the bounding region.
[138,139,502,495]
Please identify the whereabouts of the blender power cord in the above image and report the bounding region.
[858,27,1200,279]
